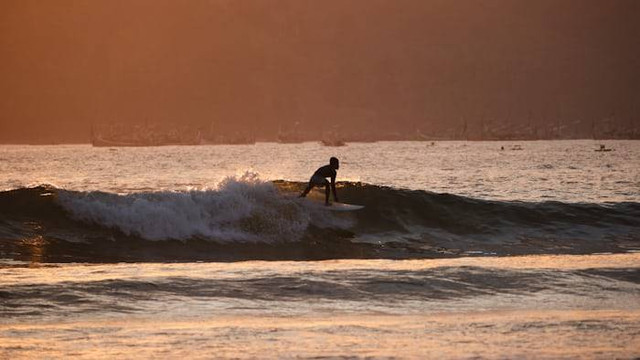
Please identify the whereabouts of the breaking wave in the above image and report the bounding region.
[0,177,639,262]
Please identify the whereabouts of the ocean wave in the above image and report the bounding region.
[0,175,352,243]
[0,179,639,262]
[2,265,638,318]
[328,181,640,240]
[56,175,311,242]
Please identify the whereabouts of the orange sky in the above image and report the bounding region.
[1,0,638,143]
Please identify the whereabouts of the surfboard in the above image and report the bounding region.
[325,202,364,211]
[295,195,364,211]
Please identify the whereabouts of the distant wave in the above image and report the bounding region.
[0,178,639,262]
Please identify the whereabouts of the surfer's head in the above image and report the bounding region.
[330,157,339,170]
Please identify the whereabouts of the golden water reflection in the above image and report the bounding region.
[20,235,47,267]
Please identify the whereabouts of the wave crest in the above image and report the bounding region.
[55,174,348,242]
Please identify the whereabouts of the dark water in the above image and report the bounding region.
[1,183,639,263]
[2,261,640,319]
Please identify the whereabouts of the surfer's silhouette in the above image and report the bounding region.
[299,157,340,205]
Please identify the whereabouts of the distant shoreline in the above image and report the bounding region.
[1,138,640,146]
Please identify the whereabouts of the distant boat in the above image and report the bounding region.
[91,135,147,147]
[91,135,201,147]
[225,134,256,145]
[320,139,346,147]
[595,144,613,152]
[91,128,201,147]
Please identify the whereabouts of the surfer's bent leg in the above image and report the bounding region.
[324,184,330,205]
[300,175,321,197]
[299,183,313,198]
[318,178,330,205]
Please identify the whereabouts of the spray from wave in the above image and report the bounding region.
[53,173,351,243]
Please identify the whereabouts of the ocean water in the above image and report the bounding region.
[1,140,639,359]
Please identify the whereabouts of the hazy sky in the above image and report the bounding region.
[1,0,638,142]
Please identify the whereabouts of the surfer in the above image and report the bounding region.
[299,157,340,205]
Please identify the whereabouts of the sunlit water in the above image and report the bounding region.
[1,254,639,359]
[1,141,639,358]
[1,140,638,202]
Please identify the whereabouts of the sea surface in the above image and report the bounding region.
[1,140,639,359]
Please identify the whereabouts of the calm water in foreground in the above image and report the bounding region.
[0,141,639,358]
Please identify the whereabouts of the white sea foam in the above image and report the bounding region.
[56,173,347,242]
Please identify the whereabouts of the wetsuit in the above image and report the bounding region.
[300,164,339,204]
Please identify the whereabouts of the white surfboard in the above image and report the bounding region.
[325,202,364,211]
[295,195,364,211]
